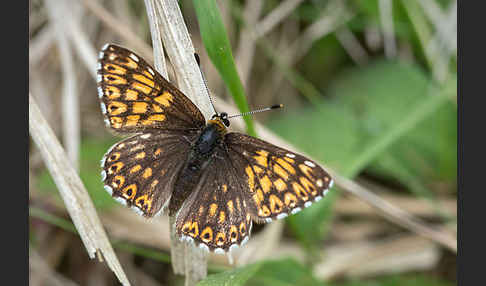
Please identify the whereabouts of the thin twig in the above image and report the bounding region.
[29,94,130,286]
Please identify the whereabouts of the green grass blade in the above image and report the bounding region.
[192,0,256,136]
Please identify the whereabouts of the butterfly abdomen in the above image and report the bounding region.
[168,121,226,215]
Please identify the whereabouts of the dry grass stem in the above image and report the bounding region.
[335,27,369,66]
[379,0,397,58]
[314,234,440,280]
[30,249,80,286]
[235,0,263,88]
[144,0,168,77]
[46,0,80,170]
[62,0,98,80]
[144,1,211,284]
[29,94,130,285]
[291,0,354,63]
[29,24,55,66]
[256,0,305,39]
[80,0,154,60]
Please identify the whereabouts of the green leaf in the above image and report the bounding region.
[198,261,263,286]
[248,258,323,286]
[268,60,454,250]
[199,258,322,286]
[192,0,256,136]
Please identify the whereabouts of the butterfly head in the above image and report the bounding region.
[210,112,231,128]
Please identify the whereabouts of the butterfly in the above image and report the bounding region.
[97,44,334,254]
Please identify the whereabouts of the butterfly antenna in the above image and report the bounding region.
[227,104,283,119]
[194,53,218,115]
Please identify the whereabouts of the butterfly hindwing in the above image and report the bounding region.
[225,133,334,223]
[101,132,191,217]
[175,149,252,253]
[97,44,205,133]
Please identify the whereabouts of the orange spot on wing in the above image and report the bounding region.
[201,227,213,243]
[218,211,226,223]
[215,232,226,246]
[284,192,298,208]
[105,86,121,99]
[125,89,138,100]
[147,114,166,122]
[142,168,152,179]
[108,162,124,174]
[118,56,138,69]
[132,102,148,113]
[274,178,287,192]
[104,74,127,85]
[130,165,142,173]
[254,150,269,167]
[299,164,315,180]
[245,166,255,192]
[276,158,296,175]
[269,195,284,213]
[259,176,272,193]
[229,225,238,242]
[112,175,125,188]
[209,203,218,217]
[121,184,137,199]
[131,82,152,94]
[258,205,271,217]
[300,177,317,196]
[109,117,123,128]
[154,91,173,107]
[292,182,309,201]
[133,73,155,88]
[104,63,126,75]
[107,102,128,115]
[152,104,163,113]
[125,115,140,127]
[135,152,146,159]
[143,70,154,79]
[273,164,289,180]
[227,200,234,214]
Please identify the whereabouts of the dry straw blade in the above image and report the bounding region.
[29,94,130,286]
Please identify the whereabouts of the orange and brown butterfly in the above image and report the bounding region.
[97,44,334,254]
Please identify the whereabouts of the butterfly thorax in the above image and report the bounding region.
[193,119,227,155]
[168,118,227,215]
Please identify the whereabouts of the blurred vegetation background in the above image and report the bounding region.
[29,0,457,285]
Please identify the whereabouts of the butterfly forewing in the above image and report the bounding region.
[175,149,252,253]
[97,44,205,133]
[101,132,191,217]
[225,133,334,223]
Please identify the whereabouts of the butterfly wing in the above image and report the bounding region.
[101,132,191,217]
[225,132,334,223]
[175,148,253,253]
[97,44,205,133]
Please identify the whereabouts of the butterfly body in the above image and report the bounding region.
[169,117,227,215]
[97,44,333,253]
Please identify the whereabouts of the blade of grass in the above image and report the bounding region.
[192,0,256,136]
